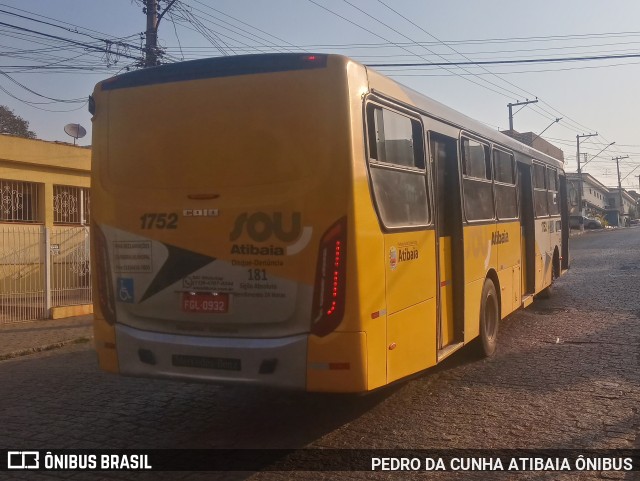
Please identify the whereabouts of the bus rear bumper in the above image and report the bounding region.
[115,323,308,389]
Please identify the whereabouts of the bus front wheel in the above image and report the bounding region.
[477,278,499,357]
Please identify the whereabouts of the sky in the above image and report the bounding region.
[2,0,640,189]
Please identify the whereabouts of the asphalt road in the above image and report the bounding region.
[1,227,639,481]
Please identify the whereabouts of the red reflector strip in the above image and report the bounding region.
[187,193,220,200]
[309,362,350,370]
[370,309,387,319]
[329,362,350,370]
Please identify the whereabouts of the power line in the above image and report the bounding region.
[0,70,85,102]
[0,2,141,43]
[367,52,640,67]
[0,8,142,52]
[188,0,298,53]
[306,0,518,100]
[0,21,143,62]
[384,60,640,77]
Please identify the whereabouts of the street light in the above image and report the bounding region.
[532,118,562,142]
[582,141,615,169]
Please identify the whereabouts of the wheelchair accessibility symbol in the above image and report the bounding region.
[117,278,134,303]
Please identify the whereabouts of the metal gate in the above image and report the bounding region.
[0,225,92,323]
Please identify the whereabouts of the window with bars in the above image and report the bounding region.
[53,185,90,225]
[0,179,42,223]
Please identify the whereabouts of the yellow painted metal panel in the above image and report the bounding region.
[439,236,454,346]
[512,264,522,312]
[384,230,436,315]
[533,218,562,295]
[497,267,513,318]
[93,58,355,285]
[464,277,484,342]
[496,221,521,271]
[387,298,436,383]
[307,331,367,392]
[346,61,388,389]
[463,223,497,283]
[535,254,544,292]
[93,316,119,373]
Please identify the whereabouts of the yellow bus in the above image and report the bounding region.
[90,53,568,392]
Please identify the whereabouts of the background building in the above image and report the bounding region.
[0,134,92,322]
[500,130,565,163]
[566,173,609,217]
[606,187,636,226]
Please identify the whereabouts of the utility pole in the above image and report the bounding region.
[143,0,178,67]
[144,0,159,67]
[576,132,598,231]
[507,99,539,131]
[613,155,629,225]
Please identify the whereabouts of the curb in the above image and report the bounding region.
[0,336,91,362]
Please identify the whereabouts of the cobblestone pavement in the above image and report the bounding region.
[0,315,92,360]
[0,228,638,481]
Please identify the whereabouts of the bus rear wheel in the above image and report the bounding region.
[477,278,499,357]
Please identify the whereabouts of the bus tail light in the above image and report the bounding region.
[311,217,347,337]
[92,223,116,325]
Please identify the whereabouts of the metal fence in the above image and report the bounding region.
[51,226,91,307]
[0,225,92,323]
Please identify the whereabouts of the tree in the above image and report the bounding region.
[0,105,36,139]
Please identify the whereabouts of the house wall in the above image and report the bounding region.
[0,135,90,227]
[0,135,92,321]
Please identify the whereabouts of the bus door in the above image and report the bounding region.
[559,174,569,271]
[430,133,465,356]
[518,162,536,296]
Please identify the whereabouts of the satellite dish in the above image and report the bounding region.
[64,123,87,145]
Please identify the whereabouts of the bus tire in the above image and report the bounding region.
[477,278,499,357]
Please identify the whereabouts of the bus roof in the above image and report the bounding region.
[364,68,565,171]
[98,52,564,171]
[100,53,329,91]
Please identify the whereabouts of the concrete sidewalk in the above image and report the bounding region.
[0,315,93,361]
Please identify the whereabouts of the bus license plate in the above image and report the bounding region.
[182,293,229,313]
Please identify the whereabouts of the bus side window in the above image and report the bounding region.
[532,162,548,217]
[366,104,430,228]
[461,137,494,221]
[368,106,425,169]
[493,149,518,219]
[547,167,559,215]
